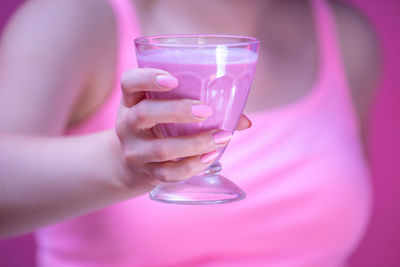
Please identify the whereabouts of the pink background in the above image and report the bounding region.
[0,1,399,266]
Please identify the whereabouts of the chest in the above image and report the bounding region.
[136,0,320,113]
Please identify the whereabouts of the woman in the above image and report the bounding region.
[0,0,379,266]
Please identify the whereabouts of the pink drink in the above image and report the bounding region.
[137,48,257,156]
[135,35,259,204]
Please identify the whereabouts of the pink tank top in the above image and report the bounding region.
[36,1,371,266]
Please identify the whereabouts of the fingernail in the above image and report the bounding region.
[212,130,232,144]
[191,104,213,118]
[248,119,252,128]
[156,75,179,88]
[201,150,219,164]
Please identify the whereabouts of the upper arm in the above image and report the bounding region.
[333,2,381,140]
[0,0,104,135]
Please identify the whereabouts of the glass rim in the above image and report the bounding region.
[134,34,260,48]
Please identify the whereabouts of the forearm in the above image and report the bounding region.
[0,130,148,238]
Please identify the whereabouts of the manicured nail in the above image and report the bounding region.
[248,119,252,128]
[156,75,179,88]
[191,104,213,118]
[201,150,219,164]
[212,131,232,144]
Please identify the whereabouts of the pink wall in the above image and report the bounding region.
[345,0,400,266]
[0,1,399,266]
[0,3,36,267]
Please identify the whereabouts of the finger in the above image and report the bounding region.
[121,68,178,107]
[147,151,219,183]
[128,99,213,130]
[236,114,252,131]
[145,130,231,162]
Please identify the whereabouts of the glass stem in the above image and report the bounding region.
[201,161,222,175]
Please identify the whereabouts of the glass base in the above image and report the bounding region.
[149,174,246,205]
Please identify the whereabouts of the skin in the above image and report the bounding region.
[135,0,379,143]
[0,0,250,238]
[0,0,378,237]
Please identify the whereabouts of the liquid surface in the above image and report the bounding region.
[137,47,258,64]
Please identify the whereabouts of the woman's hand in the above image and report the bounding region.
[115,68,251,190]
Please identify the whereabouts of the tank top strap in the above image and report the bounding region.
[88,0,139,123]
[107,0,139,73]
[310,0,350,92]
[309,0,358,132]
[66,0,139,134]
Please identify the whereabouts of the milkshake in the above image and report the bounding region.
[137,47,257,157]
[135,35,259,204]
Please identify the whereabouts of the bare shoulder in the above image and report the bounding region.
[0,0,116,134]
[0,0,116,84]
[330,1,380,129]
[3,0,115,51]
[331,1,380,78]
